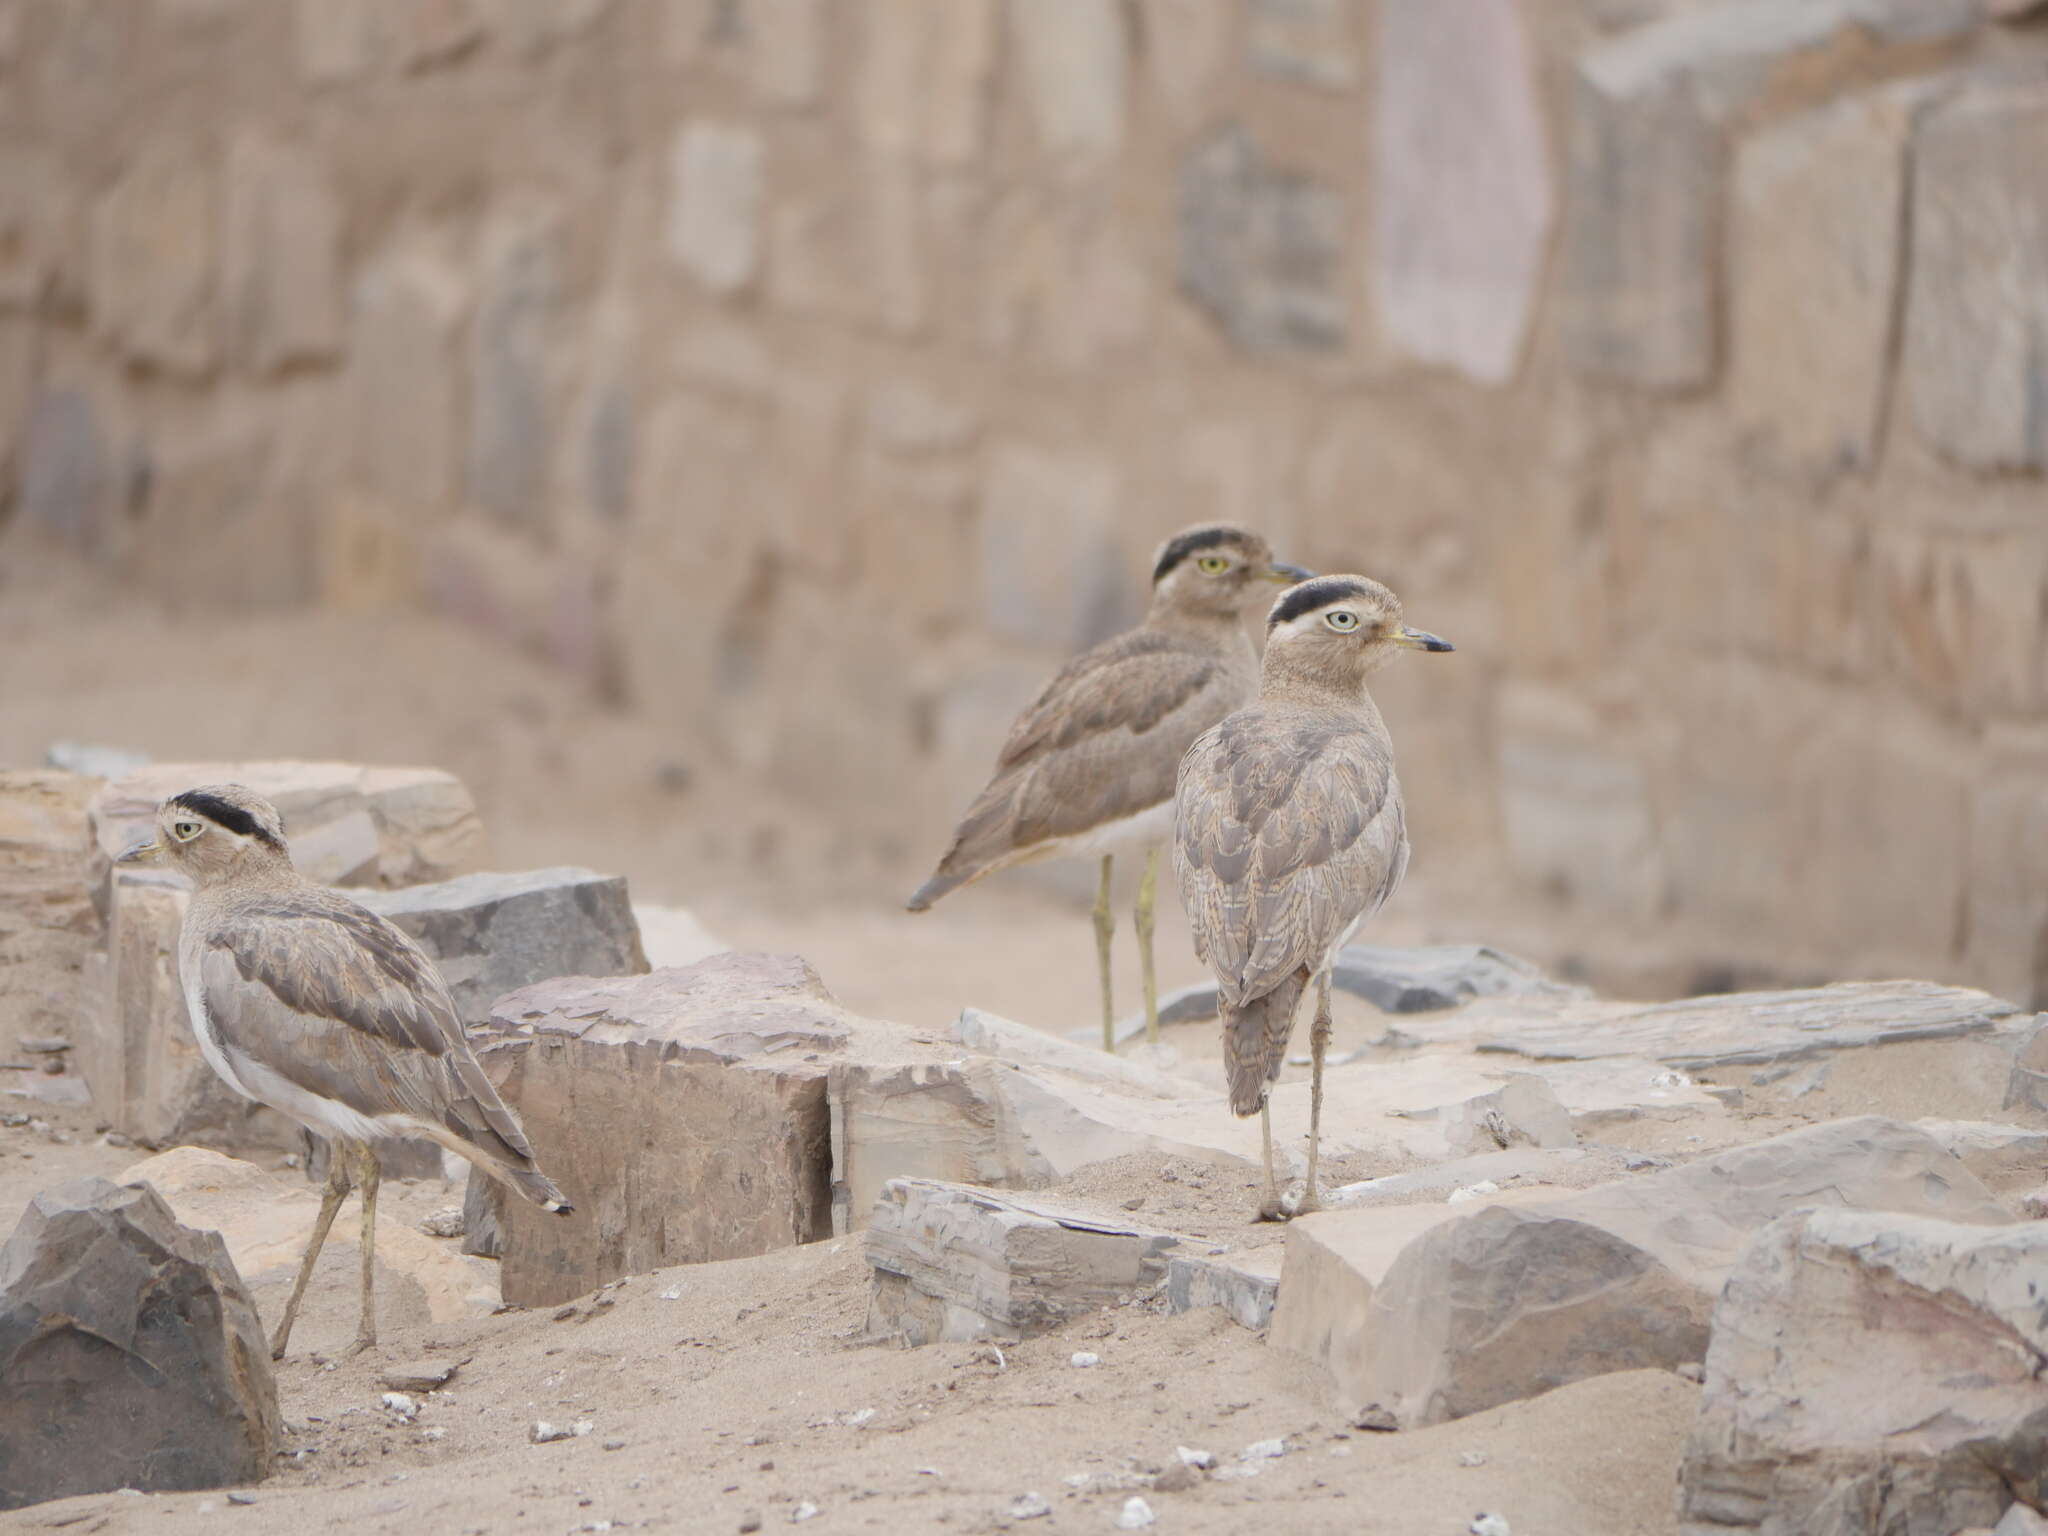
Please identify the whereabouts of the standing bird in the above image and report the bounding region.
[116,785,571,1358]
[1174,576,1452,1219]
[908,526,1312,1049]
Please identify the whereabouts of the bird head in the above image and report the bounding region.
[1263,574,1452,687]
[116,784,291,886]
[1147,525,1314,619]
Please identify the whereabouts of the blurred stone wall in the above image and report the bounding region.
[2,0,2047,1001]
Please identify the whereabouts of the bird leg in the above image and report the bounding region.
[348,1141,381,1356]
[1135,846,1160,1048]
[1297,971,1334,1216]
[270,1147,353,1360]
[1256,1099,1287,1222]
[1093,854,1116,1051]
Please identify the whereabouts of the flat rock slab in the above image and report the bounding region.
[1680,1209,2048,1535]
[0,1176,281,1509]
[469,954,842,1306]
[1164,1247,1283,1332]
[1466,980,2023,1070]
[1287,1117,2011,1426]
[865,1178,1186,1345]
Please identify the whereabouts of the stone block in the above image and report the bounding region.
[978,442,1126,651]
[855,0,999,164]
[864,1179,1182,1344]
[1913,1118,2048,1190]
[1904,84,2048,472]
[18,386,120,555]
[1139,0,1227,117]
[1371,0,1550,384]
[1177,124,1345,353]
[1730,86,1917,476]
[666,121,764,296]
[2005,1015,2048,1120]
[1409,1073,1578,1158]
[1009,0,1127,159]
[1164,1247,1281,1331]
[0,1176,281,1510]
[0,771,99,942]
[221,135,343,375]
[746,0,826,105]
[295,0,375,79]
[129,413,307,610]
[767,158,926,336]
[953,1007,1200,1098]
[349,242,467,514]
[0,150,72,309]
[357,866,648,1028]
[1496,685,1664,914]
[1679,1209,2048,1536]
[1351,1118,2009,1426]
[1247,0,1354,89]
[469,203,563,534]
[90,142,216,377]
[467,955,840,1306]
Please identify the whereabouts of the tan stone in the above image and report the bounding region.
[1679,1209,2048,1536]
[1138,0,1228,118]
[768,158,926,336]
[295,0,376,80]
[1008,0,1127,159]
[349,242,467,514]
[0,771,99,942]
[1247,0,1354,89]
[1970,775,2048,1010]
[220,135,343,374]
[91,142,217,376]
[745,0,825,106]
[666,121,764,295]
[978,443,1125,651]
[468,201,564,535]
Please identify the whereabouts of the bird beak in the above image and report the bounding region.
[1392,625,1454,653]
[1265,561,1316,585]
[115,836,163,866]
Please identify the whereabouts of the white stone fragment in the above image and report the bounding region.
[1118,1497,1156,1529]
[1070,1351,1101,1369]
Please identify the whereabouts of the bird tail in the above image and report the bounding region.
[1222,968,1310,1117]
[496,1160,573,1215]
[419,1113,574,1214]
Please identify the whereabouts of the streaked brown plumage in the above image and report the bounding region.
[117,784,569,1357]
[909,525,1311,1048]
[1175,575,1452,1218]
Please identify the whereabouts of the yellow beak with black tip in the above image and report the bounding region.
[1265,561,1316,584]
[1393,625,1454,653]
[116,836,163,866]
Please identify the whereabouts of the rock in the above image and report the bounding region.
[953,1008,1199,1097]
[1913,1119,2048,1190]
[745,0,825,105]
[18,386,120,554]
[356,867,649,1028]
[631,904,733,974]
[380,1359,457,1392]
[667,121,765,296]
[468,202,561,535]
[1164,1248,1282,1331]
[90,143,216,377]
[1008,1493,1051,1521]
[1400,1073,1577,1157]
[2004,1014,2048,1120]
[347,243,467,516]
[1176,124,1345,353]
[467,955,840,1306]
[1342,1118,2011,1426]
[2020,1187,2048,1220]
[1117,1496,1156,1529]
[978,443,1126,652]
[1678,1209,2048,1536]
[864,1179,1184,1345]
[0,771,100,942]
[1997,1508,2048,1536]
[43,742,151,779]
[86,762,484,905]
[1904,83,2048,472]
[1370,0,1550,384]
[1326,1147,1607,1209]
[855,0,999,165]
[0,1176,281,1509]
[122,1148,498,1345]
[1009,0,1127,158]
[531,1419,592,1444]
[1246,0,1353,88]
[220,135,342,374]
[1070,1350,1100,1368]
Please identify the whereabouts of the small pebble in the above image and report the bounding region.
[1118,1497,1156,1530]
[789,1502,820,1524]
[739,1515,763,1535]
[1470,1517,1511,1536]
[1353,1404,1398,1432]
[379,1393,418,1421]
[418,1206,465,1239]
[1121,1196,1145,1211]
[381,1361,456,1393]
[660,1286,684,1301]
[1240,1438,1285,1461]
[1070,1352,1101,1369]
[1009,1493,1052,1520]
[603,1440,627,1453]
[530,1420,593,1444]
[552,1305,579,1322]
[1176,1447,1214,1470]
[1457,1450,1488,1468]
[843,1408,874,1427]
[1447,1180,1499,1204]
[420,1427,447,1442]
[1152,1463,1198,1494]
[1678,1362,1705,1384]
[226,1492,255,1507]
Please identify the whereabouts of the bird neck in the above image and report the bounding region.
[1141,599,1251,648]
[1258,647,1385,722]
[196,849,305,894]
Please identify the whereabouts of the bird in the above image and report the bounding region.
[907,525,1312,1051]
[115,784,571,1358]
[1173,575,1452,1219]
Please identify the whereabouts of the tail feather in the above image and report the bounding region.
[1222,968,1310,1117]
[419,1118,574,1214]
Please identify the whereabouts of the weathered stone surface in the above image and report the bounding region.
[767,158,925,336]
[1372,0,1550,384]
[18,386,120,554]
[349,242,467,514]
[0,1176,280,1509]
[0,772,99,942]
[2004,1015,2048,1120]
[1472,980,2023,1071]
[469,203,562,534]
[744,0,825,104]
[953,1007,1198,1097]
[87,761,485,902]
[667,121,764,296]
[978,443,1126,651]
[220,135,343,375]
[1731,87,1917,476]
[1164,1247,1281,1331]
[295,0,375,79]
[1009,0,1127,159]
[865,1179,1182,1344]
[1403,1073,1578,1158]
[357,867,648,1028]
[1679,1209,2048,1536]
[855,0,999,164]
[1350,1118,2009,1426]
[633,904,731,968]
[467,955,840,1305]
[90,143,216,377]
[1904,83,2048,472]
[1177,124,1344,353]
[1326,1146,1614,1210]
[1914,1119,2048,1190]
[1496,685,1664,913]
[125,1149,496,1345]
[0,150,71,309]
[1247,0,1354,89]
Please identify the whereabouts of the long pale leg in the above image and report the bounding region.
[1298,971,1334,1215]
[349,1141,381,1355]
[1135,846,1160,1048]
[1256,1099,1286,1221]
[271,1147,353,1360]
[1094,854,1116,1051]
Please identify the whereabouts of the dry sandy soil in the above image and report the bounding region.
[2,555,1704,1534]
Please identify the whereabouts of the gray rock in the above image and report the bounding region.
[1679,1209,2048,1536]
[1913,1119,2048,1190]
[666,121,765,295]
[865,1179,1184,1345]
[1247,0,1355,89]
[467,955,840,1305]
[1164,1249,1281,1331]
[90,143,216,377]
[1176,123,1345,353]
[0,1177,281,1509]
[220,135,343,374]
[356,866,648,1029]
[43,742,151,779]
[1997,1506,2048,1536]
[469,204,562,534]
[2003,1014,2048,1120]
[1326,1147,1602,1209]
[19,387,118,554]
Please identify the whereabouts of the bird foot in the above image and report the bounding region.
[268,1336,290,1363]
[1254,1197,1291,1224]
[343,1332,377,1359]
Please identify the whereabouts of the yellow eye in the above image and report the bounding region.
[1196,555,1231,575]
[1324,610,1360,632]
[172,820,203,842]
